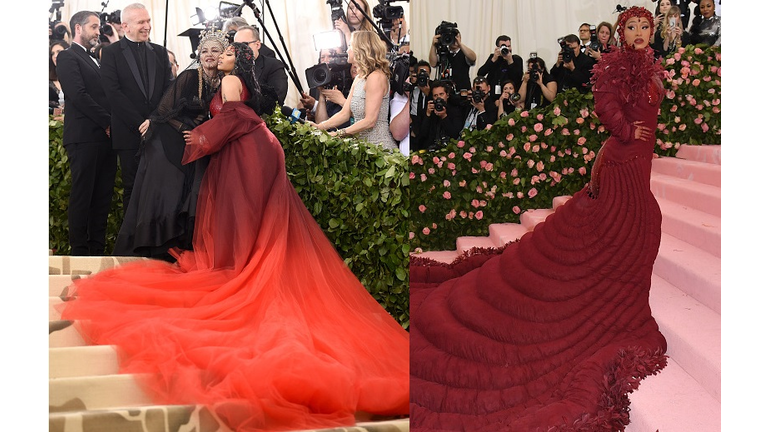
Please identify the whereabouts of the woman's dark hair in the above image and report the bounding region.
[229,42,276,115]
[49,40,70,81]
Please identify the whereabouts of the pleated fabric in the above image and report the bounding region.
[409,48,668,431]
[60,91,409,432]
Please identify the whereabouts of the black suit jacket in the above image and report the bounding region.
[254,54,288,106]
[56,43,111,146]
[100,37,171,150]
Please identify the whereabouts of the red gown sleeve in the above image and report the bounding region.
[592,74,634,143]
[182,102,264,164]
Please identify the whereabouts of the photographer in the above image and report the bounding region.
[299,48,353,128]
[496,80,522,119]
[334,0,377,47]
[651,6,690,58]
[519,57,557,110]
[414,80,464,151]
[409,60,432,140]
[461,76,495,132]
[477,35,524,100]
[550,34,595,95]
[584,22,616,62]
[429,21,477,94]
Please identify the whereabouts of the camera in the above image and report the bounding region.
[305,54,353,93]
[388,52,412,95]
[588,25,600,51]
[558,37,574,63]
[99,10,121,43]
[471,87,485,103]
[500,45,510,57]
[327,0,346,24]
[49,20,68,41]
[434,97,446,112]
[416,69,429,87]
[373,1,404,35]
[530,64,543,82]
[435,21,459,47]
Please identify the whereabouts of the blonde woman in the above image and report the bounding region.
[312,31,398,150]
[651,6,690,58]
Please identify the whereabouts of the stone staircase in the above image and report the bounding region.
[414,144,721,431]
[49,256,409,432]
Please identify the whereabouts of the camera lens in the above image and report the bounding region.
[434,98,445,111]
[500,46,509,56]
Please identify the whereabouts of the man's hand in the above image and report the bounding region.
[139,119,150,137]
[299,92,316,110]
[564,60,575,72]
[105,126,111,138]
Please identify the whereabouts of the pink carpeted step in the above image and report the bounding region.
[50,346,120,379]
[650,275,720,401]
[552,195,572,209]
[626,358,720,432]
[412,250,459,264]
[650,172,720,217]
[653,233,721,314]
[456,236,497,254]
[674,144,721,165]
[657,197,721,258]
[488,223,530,246]
[50,374,154,411]
[652,157,721,187]
[519,208,554,230]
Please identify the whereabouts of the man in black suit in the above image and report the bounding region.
[234,26,289,107]
[100,3,171,216]
[57,10,117,255]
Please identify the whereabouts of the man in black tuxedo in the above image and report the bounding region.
[234,26,289,107]
[100,3,171,216]
[57,10,117,255]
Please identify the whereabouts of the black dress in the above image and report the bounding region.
[113,68,218,259]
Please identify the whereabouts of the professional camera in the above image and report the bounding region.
[305,55,353,93]
[588,25,601,51]
[99,10,121,43]
[558,37,574,63]
[327,0,346,24]
[416,69,430,87]
[500,44,510,57]
[388,52,412,95]
[435,21,459,47]
[471,88,486,103]
[502,93,521,111]
[530,64,543,82]
[433,97,446,112]
[49,20,68,41]
[373,0,405,35]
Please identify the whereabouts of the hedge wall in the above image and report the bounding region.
[49,110,410,328]
[409,45,721,252]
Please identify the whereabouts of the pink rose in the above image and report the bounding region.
[471,168,479,174]
[457,140,465,148]
[479,160,487,168]
[432,156,440,164]
[521,126,527,132]
[561,128,571,136]
[673,52,681,61]
[554,106,561,116]
[409,172,415,180]
[534,123,544,132]
[524,142,531,152]
[500,171,507,179]
[550,155,556,163]
[500,150,507,157]
[578,167,587,175]
[520,111,529,118]
[420,173,427,182]
[513,178,520,185]
[409,232,415,239]
[536,161,545,172]
[670,105,678,113]
[511,168,518,177]
[505,133,514,142]
[694,47,703,55]
[475,211,484,220]
[486,146,494,152]
[701,123,709,133]
[422,227,430,235]
[545,128,553,136]
[527,159,535,168]
[443,191,451,199]
[666,57,676,65]
[463,152,472,160]
[666,90,675,99]
[460,211,467,219]
[446,209,456,220]
[428,168,435,174]
[459,180,466,187]
[418,204,427,213]
[529,134,538,142]
[512,206,521,214]
[532,145,540,153]
[448,152,456,159]
[485,163,494,172]
[679,124,687,131]
[443,180,451,187]
[517,191,524,198]
[469,146,476,153]
[692,79,701,87]
[447,162,456,170]
[576,117,584,125]
[508,118,516,126]
[582,147,589,155]
[528,188,538,198]
[694,117,703,125]
[577,137,587,145]
[536,113,544,121]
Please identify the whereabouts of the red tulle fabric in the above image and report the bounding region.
[409,50,668,431]
[60,90,409,431]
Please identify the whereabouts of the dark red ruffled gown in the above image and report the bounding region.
[409,47,668,431]
[61,86,409,431]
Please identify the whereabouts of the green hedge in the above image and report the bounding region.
[49,109,410,328]
[410,45,721,252]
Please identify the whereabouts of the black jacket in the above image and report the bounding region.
[255,54,288,107]
[57,43,111,146]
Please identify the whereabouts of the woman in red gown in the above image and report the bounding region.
[60,42,409,431]
[409,7,668,431]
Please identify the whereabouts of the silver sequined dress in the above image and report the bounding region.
[349,76,398,150]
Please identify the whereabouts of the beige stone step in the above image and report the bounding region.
[50,274,85,297]
[50,374,154,411]
[50,321,87,348]
[49,404,233,432]
[49,255,147,276]
[50,346,119,379]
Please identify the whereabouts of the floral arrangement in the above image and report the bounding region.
[410,45,721,252]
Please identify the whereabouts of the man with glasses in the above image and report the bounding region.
[234,26,288,106]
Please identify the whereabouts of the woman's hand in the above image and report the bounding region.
[183,130,193,145]
[633,121,653,141]
[320,87,346,105]
[139,119,150,137]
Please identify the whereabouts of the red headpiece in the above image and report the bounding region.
[615,6,655,49]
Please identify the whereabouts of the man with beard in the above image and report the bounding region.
[100,3,171,217]
[56,10,117,255]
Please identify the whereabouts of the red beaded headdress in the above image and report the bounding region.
[615,6,655,49]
